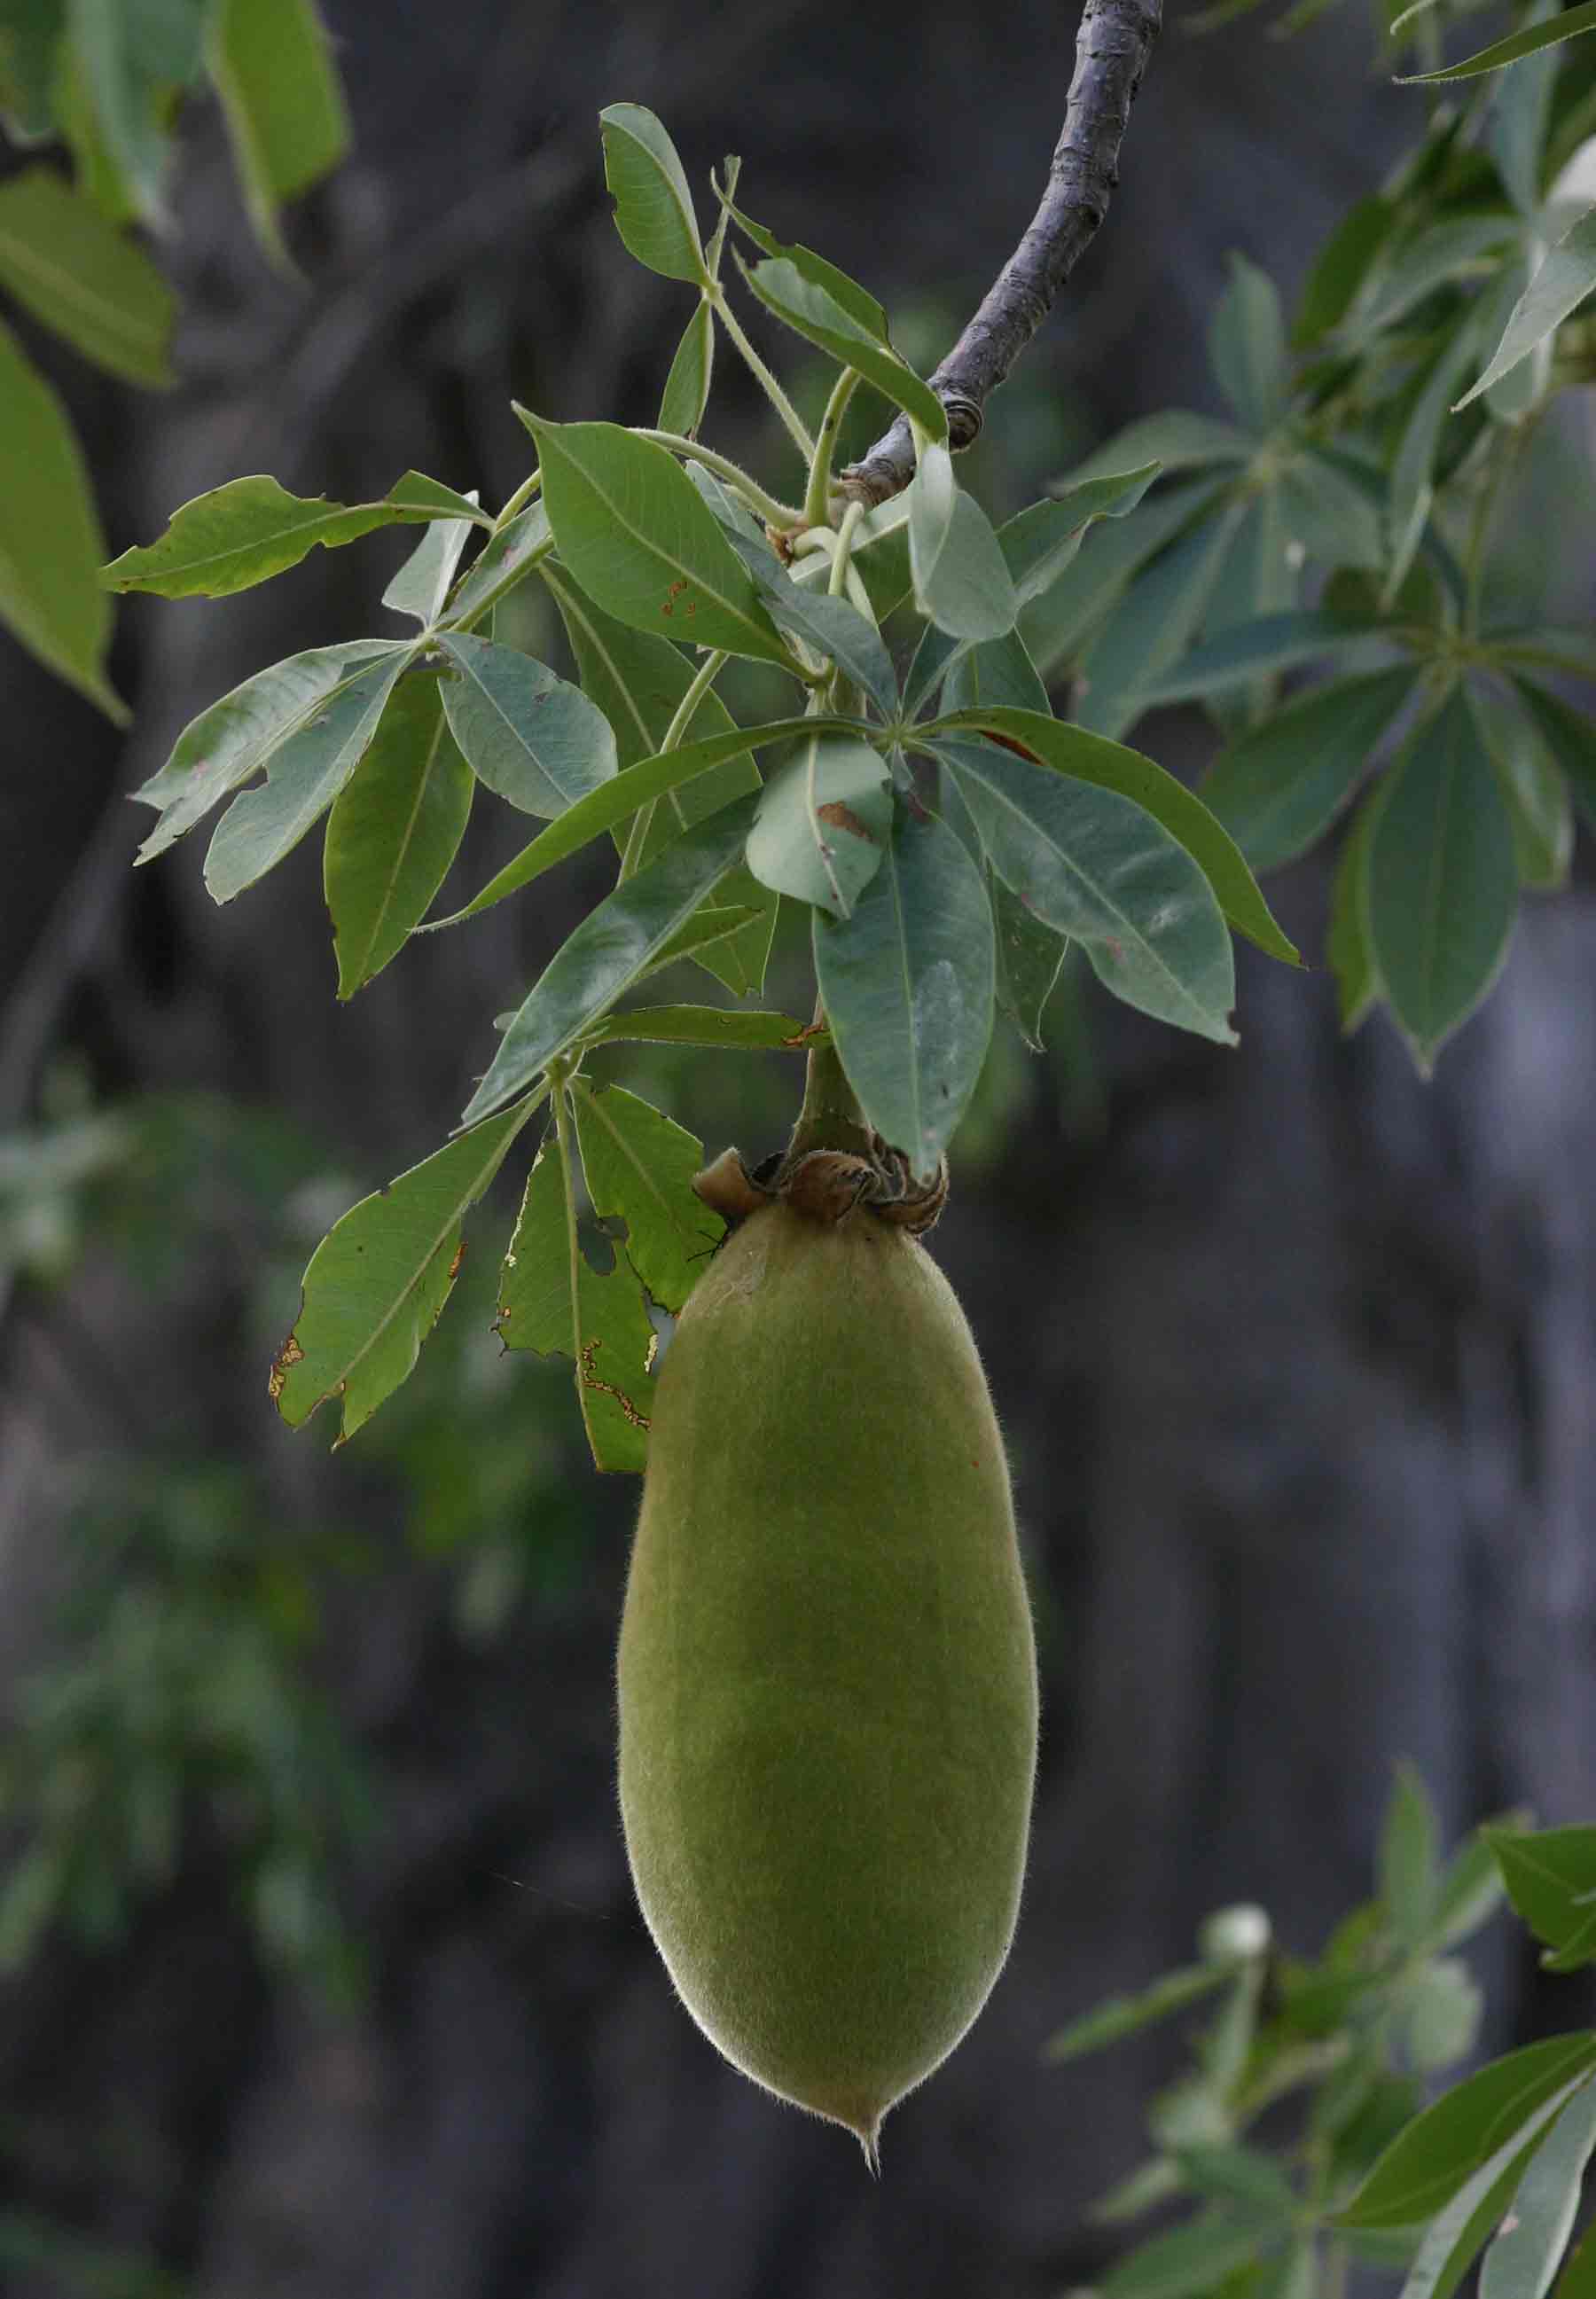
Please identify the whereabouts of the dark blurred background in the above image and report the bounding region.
[3,4,1595,2293]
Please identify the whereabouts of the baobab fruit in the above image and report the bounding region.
[616,1176,1037,2168]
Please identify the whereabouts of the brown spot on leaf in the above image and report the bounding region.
[816,801,875,841]
[447,1239,467,1283]
[268,1332,305,1402]
[986,731,1041,763]
[579,1339,652,1431]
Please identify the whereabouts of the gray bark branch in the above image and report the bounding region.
[838,0,1164,507]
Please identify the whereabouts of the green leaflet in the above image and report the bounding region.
[572,1081,722,1310]
[813,807,995,1177]
[0,315,124,719]
[103,471,489,598]
[1366,689,1519,1071]
[325,677,473,997]
[0,165,174,384]
[516,413,794,667]
[270,1095,542,1445]
[497,1121,659,1475]
[599,102,706,283]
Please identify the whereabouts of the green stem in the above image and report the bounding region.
[618,649,731,881]
[704,153,740,280]
[803,367,861,528]
[708,287,816,462]
[550,1064,584,1373]
[828,501,864,598]
[496,465,544,527]
[634,429,802,528]
[783,1022,873,1166]
[660,649,729,755]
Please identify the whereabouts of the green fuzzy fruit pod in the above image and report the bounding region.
[617,1189,1037,2169]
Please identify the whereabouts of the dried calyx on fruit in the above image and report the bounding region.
[616,1127,1037,2170]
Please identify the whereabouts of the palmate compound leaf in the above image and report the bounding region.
[132,638,408,862]
[270,1094,542,1445]
[515,412,794,668]
[572,1082,723,1310]
[927,705,1297,965]
[435,631,617,816]
[102,471,489,598]
[325,676,473,997]
[932,738,1238,1045]
[1366,687,1519,1072]
[0,315,125,720]
[1341,2036,1596,2230]
[204,651,412,903]
[745,733,893,919]
[462,792,763,1125]
[497,1124,660,1475]
[813,806,995,1180]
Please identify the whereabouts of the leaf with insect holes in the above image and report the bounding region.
[134,638,406,862]
[599,102,706,283]
[270,1096,541,1444]
[573,1083,723,1310]
[497,1130,658,1475]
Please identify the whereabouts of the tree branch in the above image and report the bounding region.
[838,0,1163,507]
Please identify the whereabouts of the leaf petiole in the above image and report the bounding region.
[706,284,817,461]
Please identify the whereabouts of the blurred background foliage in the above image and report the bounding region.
[1,4,1594,2296]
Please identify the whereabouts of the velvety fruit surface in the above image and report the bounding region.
[617,1200,1037,2159]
